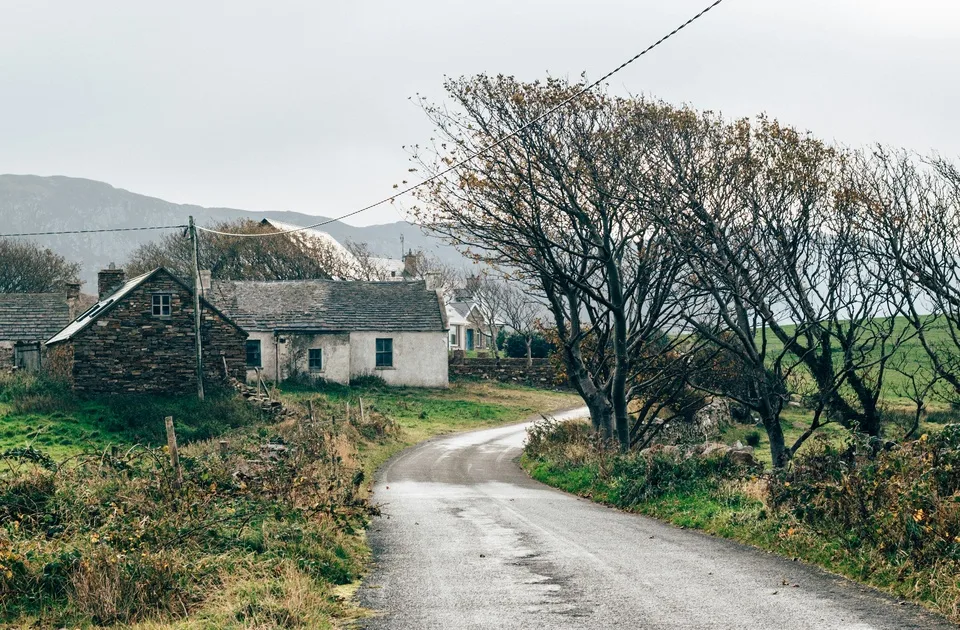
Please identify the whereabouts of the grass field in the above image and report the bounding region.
[0,372,579,628]
[758,314,955,406]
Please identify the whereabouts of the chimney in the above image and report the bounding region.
[199,270,212,292]
[423,272,440,291]
[64,282,81,301]
[98,263,125,299]
[403,250,418,278]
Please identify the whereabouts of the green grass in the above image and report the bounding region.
[279,380,581,473]
[758,314,956,404]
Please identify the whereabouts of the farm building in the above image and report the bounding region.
[45,267,247,395]
[0,283,89,371]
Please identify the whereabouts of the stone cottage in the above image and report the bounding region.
[46,267,247,395]
[0,283,90,370]
[207,278,449,387]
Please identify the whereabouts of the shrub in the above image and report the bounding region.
[0,402,375,626]
[349,373,387,388]
[771,428,960,570]
[504,333,554,359]
[744,431,761,448]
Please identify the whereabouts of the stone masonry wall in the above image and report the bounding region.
[448,356,563,389]
[54,271,247,395]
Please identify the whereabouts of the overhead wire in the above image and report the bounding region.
[196,0,728,238]
[0,225,188,238]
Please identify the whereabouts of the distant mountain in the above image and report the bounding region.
[0,175,464,290]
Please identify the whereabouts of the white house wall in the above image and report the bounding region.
[245,332,352,385]
[349,331,448,387]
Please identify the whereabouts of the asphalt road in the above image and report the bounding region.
[358,409,952,629]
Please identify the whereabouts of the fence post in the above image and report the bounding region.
[359,397,366,425]
[218,440,229,457]
[165,416,183,490]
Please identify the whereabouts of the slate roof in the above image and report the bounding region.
[47,268,245,345]
[0,293,72,342]
[207,279,446,333]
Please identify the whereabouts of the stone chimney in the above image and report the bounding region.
[199,270,212,292]
[403,250,418,278]
[64,282,81,301]
[423,272,440,291]
[98,264,125,299]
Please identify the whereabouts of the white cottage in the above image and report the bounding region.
[207,278,449,387]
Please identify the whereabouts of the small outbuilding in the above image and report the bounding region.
[207,278,449,387]
[46,267,248,395]
[0,284,89,371]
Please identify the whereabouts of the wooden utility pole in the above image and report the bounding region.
[188,216,205,401]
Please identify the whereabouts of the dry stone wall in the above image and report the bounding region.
[448,356,563,389]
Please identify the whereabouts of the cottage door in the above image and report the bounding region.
[466,329,475,351]
[14,342,41,371]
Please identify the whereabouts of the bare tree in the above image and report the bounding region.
[413,76,690,451]
[500,281,541,365]
[0,238,81,293]
[858,150,960,404]
[344,241,395,281]
[127,219,336,281]
[462,273,507,359]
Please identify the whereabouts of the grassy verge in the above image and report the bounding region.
[523,419,960,623]
[0,372,579,628]
[279,379,581,475]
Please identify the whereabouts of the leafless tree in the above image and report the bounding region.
[0,238,81,293]
[413,76,690,451]
[344,241,395,281]
[500,281,541,365]
[858,149,960,404]
[127,219,336,281]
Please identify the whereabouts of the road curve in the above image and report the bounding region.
[358,409,951,629]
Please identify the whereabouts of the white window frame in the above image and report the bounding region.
[152,293,171,317]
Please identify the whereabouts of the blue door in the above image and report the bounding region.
[466,329,475,351]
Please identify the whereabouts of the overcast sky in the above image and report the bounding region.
[1,0,957,226]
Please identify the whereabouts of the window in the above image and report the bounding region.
[246,340,261,367]
[375,338,393,368]
[308,348,323,372]
[152,294,171,317]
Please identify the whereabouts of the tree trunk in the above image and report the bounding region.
[489,323,500,360]
[763,409,789,468]
[525,336,533,367]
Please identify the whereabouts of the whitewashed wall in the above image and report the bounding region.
[247,330,449,388]
[349,331,449,387]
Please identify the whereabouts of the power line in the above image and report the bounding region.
[197,0,728,238]
[0,225,188,238]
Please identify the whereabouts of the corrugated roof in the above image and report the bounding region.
[208,279,446,332]
[0,293,72,342]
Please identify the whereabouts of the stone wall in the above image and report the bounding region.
[50,271,248,395]
[448,356,563,389]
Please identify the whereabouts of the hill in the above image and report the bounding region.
[0,174,464,289]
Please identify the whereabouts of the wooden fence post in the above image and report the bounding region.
[165,416,183,490]
[307,399,314,423]
[359,397,366,425]
[218,440,229,457]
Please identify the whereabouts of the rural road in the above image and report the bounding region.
[358,409,952,629]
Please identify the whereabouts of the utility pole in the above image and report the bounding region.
[189,216,205,401]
